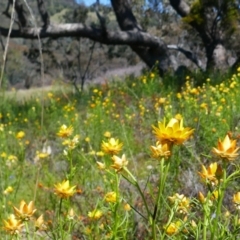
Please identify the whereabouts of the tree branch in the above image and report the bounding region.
[0,32,4,51]
[36,0,50,28]
[167,45,203,70]
[95,3,107,35]
[0,23,166,47]
[14,0,28,28]
[2,0,12,19]
[111,0,171,75]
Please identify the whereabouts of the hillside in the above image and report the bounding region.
[0,0,143,90]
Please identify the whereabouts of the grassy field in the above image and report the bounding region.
[0,69,240,239]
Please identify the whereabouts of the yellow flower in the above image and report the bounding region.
[57,125,73,138]
[1,152,7,158]
[164,221,181,235]
[6,155,18,167]
[35,214,46,231]
[104,191,117,203]
[111,154,128,172]
[150,141,171,159]
[13,200,37,221]
[175,114,182,120]
[150,73,155,78]
[67,208,75,220]
[3,214,24,235]
[104,131,111,138]
[159,98,166,104]
[36,151,49,159]
[168,193,190,214]
[233,192,240,210]
[212,134,240,161]
[62,135,80,150]
[54,180,76,199]
[16,131,25,139]
[152,118,194,145]
[198,191,206,204]
[3,186,13,195]
[198,162,222,186]
[47,92,54,98]
[96,151,104,157]
[101,138,123,155]
[198,191,213,206]
[210,190,219,201]
[88,209,103,220]
[124,203,131,211]
[96,161,106,170]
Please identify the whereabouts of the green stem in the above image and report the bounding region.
[112,173,120,239]
[14,163,24,199]
[68,150,74,181]
[152,159,170,240]
[123,167,151,218]
[202,203,208,240]
[24,222,30,240]
[58,198,63,223]
[211,163,227,240]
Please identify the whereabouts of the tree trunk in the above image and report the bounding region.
[169,0,229,72]
[206,43,228,72]
[111,0,172,76]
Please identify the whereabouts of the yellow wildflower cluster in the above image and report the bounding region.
[3,200,45,235]
[151,117,194,160]
[198,162,223,186]
[168,193,191,215]
[57,125,80,152]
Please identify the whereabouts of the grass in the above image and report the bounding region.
[0,69,240,239]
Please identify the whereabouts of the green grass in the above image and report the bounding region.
[0,70,240,239]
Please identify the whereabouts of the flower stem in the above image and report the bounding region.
[123,168,151,219]
[152,159,170,240]
[112,173,120,239]
[211,163,227,240]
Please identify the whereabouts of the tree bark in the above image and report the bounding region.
[111,0,171,75]
[36,0,50,28]
[169,0,229,72]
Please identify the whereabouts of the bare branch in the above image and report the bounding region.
[168,45,203,70]
[36,0,50,28]
[0,24,166,47]
[95,4,107,35]
[0,32,5,51]
[14,0,28,28]
[2,0,12,19]
[111,0,170,75]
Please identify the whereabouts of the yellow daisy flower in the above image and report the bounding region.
[111,154,128,172]
[13,200,37,221]
[54,180,76,199]
[212,134,240,161]
[57,125,73,138]
[152,118,194,146]
[101,138,123,155]
[3,214,24,235]
[150,141,171,159]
